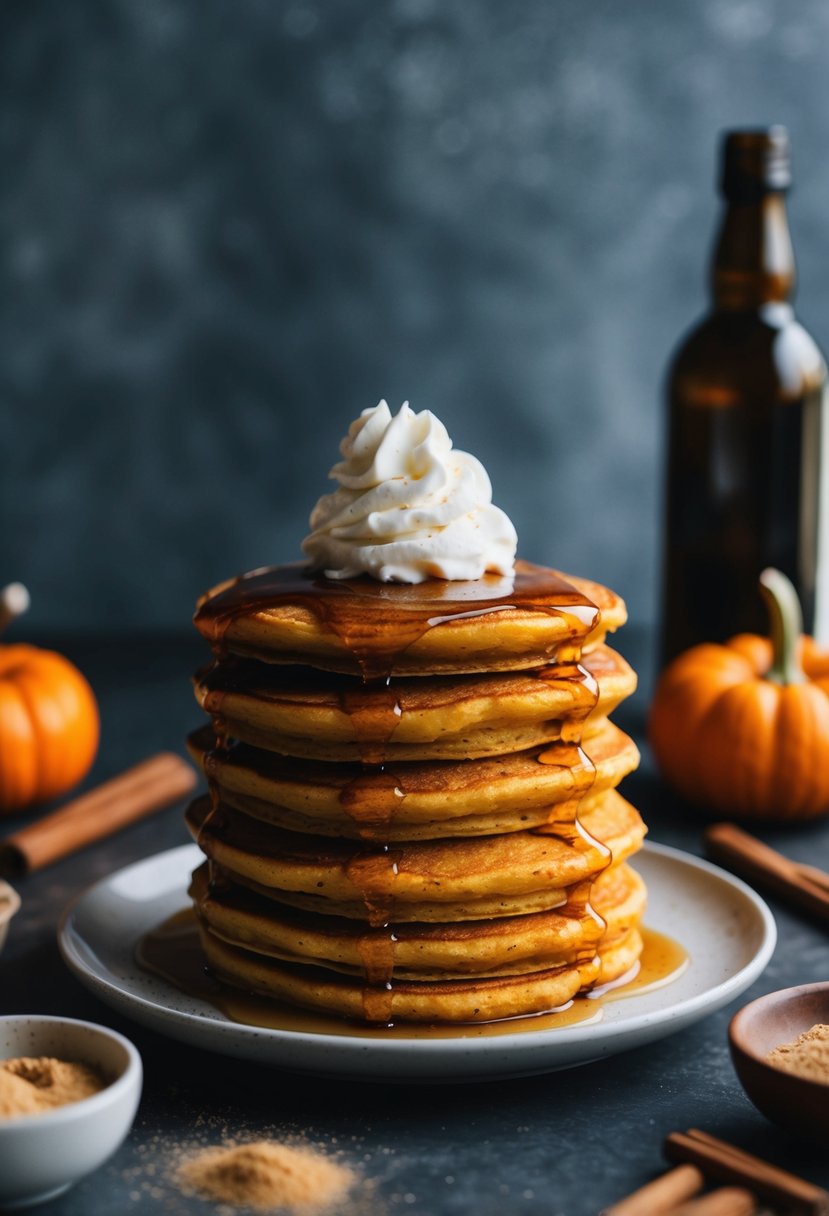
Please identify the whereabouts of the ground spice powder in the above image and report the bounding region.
[174,1140,355,1213]
[0,1056,106,1119]
[767,1023,829,1083]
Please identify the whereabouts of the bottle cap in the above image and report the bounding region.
[720,127,791,199]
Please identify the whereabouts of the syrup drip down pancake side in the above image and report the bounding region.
[186,790,645,921]
[189,861,646,982]
[186,720,640,840]
[193,646,635,763]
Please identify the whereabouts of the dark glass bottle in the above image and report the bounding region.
[660,127,827,664]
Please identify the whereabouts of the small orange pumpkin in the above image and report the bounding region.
[649,568,829,821]
[0,637,99,814]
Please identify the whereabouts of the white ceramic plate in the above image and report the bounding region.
[58,842,775,1082]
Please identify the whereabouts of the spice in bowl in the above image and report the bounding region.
[767,1024,829,1083]
[0,1056,107,1120]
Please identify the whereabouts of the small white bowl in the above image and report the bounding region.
[0,880,20,952]
[0,1015,142,1209]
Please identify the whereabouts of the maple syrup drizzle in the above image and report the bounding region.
[199,662,408,769]
[193,561,599,681]
[136,912,688,1038]
[343,846,402,1023]
[338,679,402,766]
[338,769,406,837]
[191,724,402,839]
[532,653,608,957]
[196,691,237,856]
[192,561,605,1023]
[187,791,404,1024]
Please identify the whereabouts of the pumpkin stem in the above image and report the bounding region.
[0,583,30,639]
[759,567,805,686]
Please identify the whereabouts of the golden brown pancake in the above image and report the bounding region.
[190,861,645,982]
[594,928,644,986]
[193,645,636,762]
[195,899,644,1023]
[184,789,646,922]
[193,560,627,677]
[591,864,647,949]
[198,924,604,1022]
[186,720,640,840]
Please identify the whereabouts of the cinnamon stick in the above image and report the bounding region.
[795,860,829,896]
[601,1164,704,1215]
[665,1129,829,1215]
[704,822,829,925]
[0,753,197,876]
[0,582,30,637]
[670,1188,757,1216]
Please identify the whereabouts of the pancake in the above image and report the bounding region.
[184,789,646,922]
[195,903,644,1023]
[193,560,627,677]
[223,870,587,923]
[594,928,644,986]
[186,720,640,840]
[193,645,636,762]
[189,861,645,982]
[591,863,647,949]
[198,924,604,1023]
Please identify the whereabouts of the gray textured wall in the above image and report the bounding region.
[4,0,829,631]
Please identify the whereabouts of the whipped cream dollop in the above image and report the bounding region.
[302,400,517,583]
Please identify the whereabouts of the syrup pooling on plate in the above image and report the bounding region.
[136,913,687,1037]
[193,561,600,681]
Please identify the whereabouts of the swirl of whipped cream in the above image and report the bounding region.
[302,400,517,583]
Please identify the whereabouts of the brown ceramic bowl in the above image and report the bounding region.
[729,983,829,1141]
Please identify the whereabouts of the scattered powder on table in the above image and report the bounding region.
[0,1056,106,1119]
[174,1140,355,1213]
[767,1023,829,1083]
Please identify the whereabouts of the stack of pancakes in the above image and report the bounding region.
[186,560,646,1024]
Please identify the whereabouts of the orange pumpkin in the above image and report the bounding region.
[0,644,99,812]
[648,568,829,820]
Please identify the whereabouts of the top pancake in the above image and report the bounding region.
[193,560,627,677]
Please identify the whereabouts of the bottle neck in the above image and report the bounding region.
[711,192,795,310]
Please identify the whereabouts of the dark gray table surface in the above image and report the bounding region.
[2,630,828,1216]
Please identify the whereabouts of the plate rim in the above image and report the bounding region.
[57,840,776,1067]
